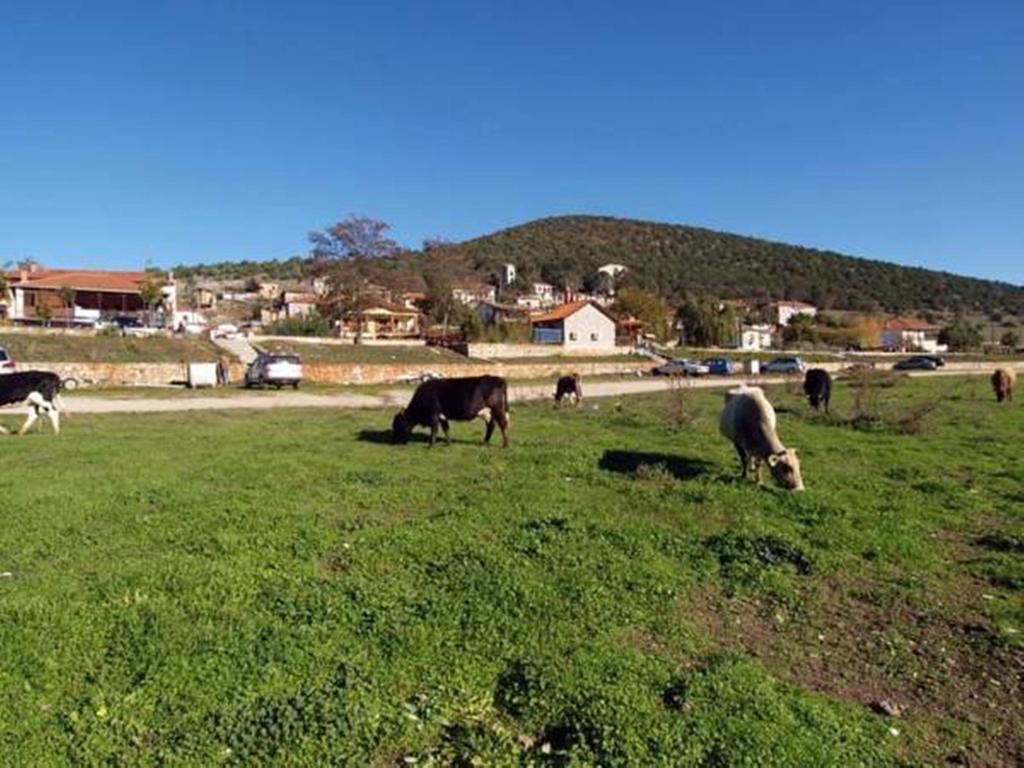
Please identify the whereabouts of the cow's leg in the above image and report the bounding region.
[734,444,747,479]
[19,407,39,435]
[493,410,509,447]
[483,417,496,444]
[440,418,451,445]
[824,394,830,414]
[45,403,60,435]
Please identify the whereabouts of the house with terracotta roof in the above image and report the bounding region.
[338,301,421,339]
[881,317,947,353]
[530,300,617,350]
[3,265,175,326]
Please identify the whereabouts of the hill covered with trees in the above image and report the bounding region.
[448,216,1024,315]
[172,215,1023,316]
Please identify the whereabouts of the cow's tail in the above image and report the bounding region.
[56,378,72,417]
[502,380,511,423]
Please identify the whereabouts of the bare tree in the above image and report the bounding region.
[310,216,399,344]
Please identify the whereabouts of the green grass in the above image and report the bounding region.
[1,376,1021,764]
[258,341,474,365]
[0,333,225,362]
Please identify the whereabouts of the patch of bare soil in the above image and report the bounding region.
[684,577,1023,767]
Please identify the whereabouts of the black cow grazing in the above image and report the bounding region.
[554,373,582,406]
[803,368,832,412]
[0,371,64,435]
[392,375,510,447]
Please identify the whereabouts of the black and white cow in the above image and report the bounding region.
[392,375,510,447]
[0,371,64,435]
[554,373,582,407]
[803,368,832,412]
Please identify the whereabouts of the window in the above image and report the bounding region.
[590,332,599,341]
[569,331,577,341]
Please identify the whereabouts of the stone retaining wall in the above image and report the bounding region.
[18,358,1022,388]
[302,360,648,384]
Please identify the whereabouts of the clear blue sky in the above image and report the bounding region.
[1,1,1021,283]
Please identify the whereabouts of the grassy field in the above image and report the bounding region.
[0,333,224,362]
[258,341,473,365]
[0,377,1020,765]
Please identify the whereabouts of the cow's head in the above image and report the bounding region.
[391,409,411,444]
[767,448,804,491]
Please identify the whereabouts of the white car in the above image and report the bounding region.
[653,358,710,377]
[211,323,244,340]
[244,353,303,389]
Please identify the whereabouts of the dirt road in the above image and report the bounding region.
[43,376,784,414]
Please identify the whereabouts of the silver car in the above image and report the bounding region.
[244,353,303,389]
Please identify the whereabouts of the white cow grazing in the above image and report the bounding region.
[719,385,804,491]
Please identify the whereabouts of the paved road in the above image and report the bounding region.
[3,366,1001,415]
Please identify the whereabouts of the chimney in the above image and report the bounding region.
[19,268,27,282]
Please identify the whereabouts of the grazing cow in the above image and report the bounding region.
[392,375,510,447]
[0,371,64,435]
[719,385,804,491]
[991,368,1016,403]
[803,368,832,412]
[554,373,582,406]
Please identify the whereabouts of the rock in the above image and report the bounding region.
[871,700,904,718]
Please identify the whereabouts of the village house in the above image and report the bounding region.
[339,301,421,339]
[767,300,817,327]
[530,299,617,351]
[475,300,530,327]
[735,323,774,351]
[451,283,496,305]
[498,263,516,290]
[881,317,948,353]
[530,282,560,306]
[2,265,175,326]
[195,287,218,310]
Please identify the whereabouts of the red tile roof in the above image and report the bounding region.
[530,299,615,324]
[8,268,153,294]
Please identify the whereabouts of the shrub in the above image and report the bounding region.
[263,314,332,337]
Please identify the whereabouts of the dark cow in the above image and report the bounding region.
[803,368,832,412]
[392,375,510,447]
[991,368,1016,403]
[0,371,64,435]
[554,373,582,406]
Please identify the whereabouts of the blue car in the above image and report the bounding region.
[705,358,735,376]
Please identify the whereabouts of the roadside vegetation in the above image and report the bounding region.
[0,376,1020,764]
[0,333,224,363]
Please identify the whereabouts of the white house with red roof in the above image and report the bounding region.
[3,265,175,326]
[881,317,947,353]
[530,300,617,350]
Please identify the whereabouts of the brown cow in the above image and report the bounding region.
[991,368,1017,403]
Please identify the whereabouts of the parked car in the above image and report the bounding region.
[918,354,945,367]
[705,357,735,376]
[653,358,710,377]
[761,356,807,374]
[211,323,241,340]
[0,345,15,373]
[244,353,303,389]
[893,356,938,371]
